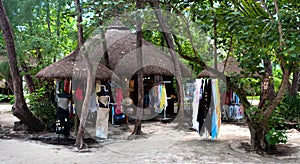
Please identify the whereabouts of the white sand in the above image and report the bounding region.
[0,102,299,163]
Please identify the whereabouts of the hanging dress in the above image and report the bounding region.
[96,95,110,139]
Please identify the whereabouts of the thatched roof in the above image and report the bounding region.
[36,20,191,81]
[197,57,241,78]
[198,69,216,78]
[198,57,260,78]
[217,57,242,76]
[35,49,120,81]
[104,20,192,77]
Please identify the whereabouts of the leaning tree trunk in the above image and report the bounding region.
[150,1,185,128]
[0,0,45,131]
[74,0,89,149]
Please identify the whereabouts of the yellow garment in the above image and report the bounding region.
[160,85,167,110]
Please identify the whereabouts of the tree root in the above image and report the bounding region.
[128,130,147,140]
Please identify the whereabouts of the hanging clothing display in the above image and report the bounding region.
[115,87,123,115]
[221,90,243,121]
[192,79,202,132]
[96,87,110,139]
[149,84,168,114]
[56,95,71,137]
[211,79,221,140]
[192,78,221,140]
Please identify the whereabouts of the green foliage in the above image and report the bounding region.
[0,94,8,101]
[30,100,57,131]
[245,106,264,123]
[273,94,300,124]
[0,61,11,81]
[266,128,288,146]
[0,94,14,103]
[27,87,57,130]
[266,94,300,146]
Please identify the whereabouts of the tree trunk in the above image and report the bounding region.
[20,63,35,93]
[0,0,45,131]
[150,1,185,128]
[259,59,275,108]
[209,0,218,70]
[130,0,144,137]
[74,0,96,149]
[290,70,299,96]
[6,78,13,92]
[248,121,271,153]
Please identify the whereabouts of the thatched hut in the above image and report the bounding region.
[104,20,191,78]
[198,57,243,78]
[35,49,120,82]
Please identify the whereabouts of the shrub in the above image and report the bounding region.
[27,87,57,131]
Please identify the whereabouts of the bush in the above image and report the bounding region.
[27,87,57,131]
[266,128,288,146]
[30,100,57,131]
[274,94,300,124]
[266,94,300,146]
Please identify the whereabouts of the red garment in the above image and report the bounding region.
[75,86,83,101]
[64,80,71,94]
[115,88,123,115]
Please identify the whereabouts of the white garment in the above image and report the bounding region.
[192,79,202,132]
[57,97,69,109]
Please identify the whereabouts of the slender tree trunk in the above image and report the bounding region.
[20,63,35,93]
[56,0,61,38]
[74,0,95,149]
[95,8,109,69]
[290,70,299,96]
[209,0,218,70]
[129,0,144,137]
[6,78,13,92]
[46,0,51,33]
[150,1,185,128]
[0,0,45,131]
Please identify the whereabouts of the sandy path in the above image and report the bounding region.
[0,102,299,163]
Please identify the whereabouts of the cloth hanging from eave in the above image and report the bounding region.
[115,88,123,115]
[64,79,71,94]
[150,84,167,114]
[197,79,212,135]
[160,85,168,110]
[192,79,202,132]
[211,79,221,140]
[96,95,110,139]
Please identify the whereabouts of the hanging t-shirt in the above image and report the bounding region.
[115,88,123,115]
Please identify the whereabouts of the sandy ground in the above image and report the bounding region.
[0,102,299,164]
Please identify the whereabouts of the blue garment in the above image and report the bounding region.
[211,109,217,140]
